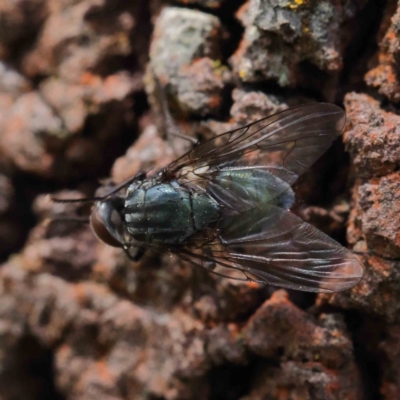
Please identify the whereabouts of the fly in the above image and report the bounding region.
[52,103,364,293]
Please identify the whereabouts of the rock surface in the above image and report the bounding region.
[230,0,368,91]
[0,1,400,399]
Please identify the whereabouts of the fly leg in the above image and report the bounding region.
[152,72,198,152]
[50,170,147,204]
[123,245,145,262]
[190,260,223,320]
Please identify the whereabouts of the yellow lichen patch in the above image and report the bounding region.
[210,58,227,77]
[239,69,247,79]
[211,59,222,69]
[288,0,306,9]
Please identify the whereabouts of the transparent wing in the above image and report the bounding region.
[176,204,363,293]
[165,104,345,205]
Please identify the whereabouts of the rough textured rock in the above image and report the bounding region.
[148,7,231,117]
[319,92,400,329]
[230,0,368,90]
[0,0,147,180]
[0,0,48,58]
[356,172,400,259]
[343,93,400,179]
[240,292,363,400]
[1,1,400,399]
[380,324,400,400]
[240,360,361,400]
[317,54,400,398]
[365,1,400,102]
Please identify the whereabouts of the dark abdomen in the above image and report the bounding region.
[124,181,219,245]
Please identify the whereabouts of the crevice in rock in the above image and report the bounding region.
[344,311,385,400]
[208,360,256,400]
[0,335,65,400]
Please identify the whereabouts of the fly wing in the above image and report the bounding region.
[167,103,346,187]
[167,103,345,184]
[177,204,363,293]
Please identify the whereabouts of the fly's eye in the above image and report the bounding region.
[90,203,123,248]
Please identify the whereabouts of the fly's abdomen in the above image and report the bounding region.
[124,181,219,245]
[211,169,295,210]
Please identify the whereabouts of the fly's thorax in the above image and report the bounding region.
[213,169,295,210]
[123,180,219,245]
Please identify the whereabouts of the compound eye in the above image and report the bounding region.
[90,203,123,248]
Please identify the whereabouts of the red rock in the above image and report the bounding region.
[344,93,400,179]
[241,360,363,400]
[365,2,400,102]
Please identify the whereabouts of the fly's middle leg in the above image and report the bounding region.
[124,245,145,262]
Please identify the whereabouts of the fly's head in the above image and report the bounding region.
[90,196,126,248]
[50,173,147,249]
